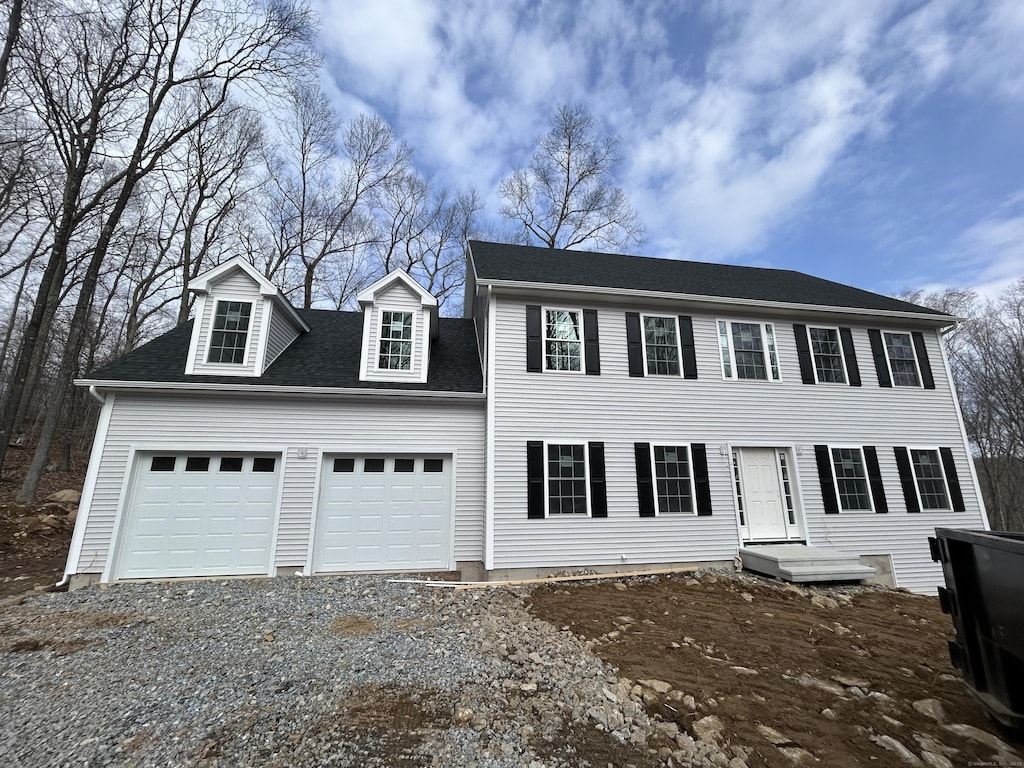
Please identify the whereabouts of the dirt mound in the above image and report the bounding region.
[528,571,1024,767]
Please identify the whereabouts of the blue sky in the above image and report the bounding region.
[314,0,1024,298]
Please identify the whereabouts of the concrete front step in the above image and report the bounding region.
[740,544,876,584]
[778,564,877,582]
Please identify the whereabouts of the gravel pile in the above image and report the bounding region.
[0,576,733,768]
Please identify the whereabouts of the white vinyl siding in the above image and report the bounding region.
[191,271,266,377]
[75,393,484,577]
[490,298,985,594]
[264,306,301,369]
[361,282,427,383]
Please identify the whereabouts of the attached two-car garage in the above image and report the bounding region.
[112,451,452,580]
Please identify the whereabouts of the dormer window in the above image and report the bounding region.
[208,301,252,364]
[378,311,413,370]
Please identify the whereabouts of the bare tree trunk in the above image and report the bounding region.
[0,248,36,392]
[0,0,22,97]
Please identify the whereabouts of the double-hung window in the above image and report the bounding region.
[544,309,582,372]
[808,326,846,383]
[378,311,413,370]
[909,449,950,510]
[208,301,252,364]
[830,447,873,511]
[883,332,920,387]
[652,445,694,514]
[547,443,588,515]
[718,320,780,380]
[643,316,680,375]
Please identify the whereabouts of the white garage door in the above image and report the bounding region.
[115,452,280,579]
[313,455,452,573]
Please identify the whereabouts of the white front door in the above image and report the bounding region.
[737,448,791,541]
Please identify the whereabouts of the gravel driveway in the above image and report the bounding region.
[0,576,718,768]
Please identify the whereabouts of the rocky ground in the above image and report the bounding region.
[530,571,1024,767]
[0,570,1021,768]
[0,443,83,596]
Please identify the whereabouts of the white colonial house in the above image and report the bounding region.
[64,241,988,594]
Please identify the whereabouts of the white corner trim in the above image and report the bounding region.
[254,297,273,376]
[358,308,372,381]
[63,392,116,579]
[184,294,207,375]
[484,289,496,570]
[419,308,430,383]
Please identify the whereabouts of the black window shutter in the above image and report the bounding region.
[634,442,655,516]
[678,315,698,379]
[526,441,545,518]
[691,443,713,516]
[839,327,861,386]
[589,442,607,517]
[939,447,966,512]
[793,324,815,384]
[526,306,542,373]
[625,313,644,377]
[912,331,935,389]
[583,309,600,375]
[867,329,891,387]
[894,447,920,513]
[814,445,839,513]
[863,446,887,513]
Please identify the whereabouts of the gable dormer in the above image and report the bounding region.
[185,256,309,377]
[358,270,438,384]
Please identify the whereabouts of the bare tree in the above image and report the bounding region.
[498,103,643,252]
[372,173,480,313]
[6,0,315,496]
[905,284,1024,532]
[262,88,410,308]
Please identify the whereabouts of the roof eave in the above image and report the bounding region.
[475,277,958,325]
[75,379,485,400]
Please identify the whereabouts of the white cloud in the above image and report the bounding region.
[946,192,1024,297]
[311,0,1023,267]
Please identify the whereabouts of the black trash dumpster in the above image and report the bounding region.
[929,528,1024,729]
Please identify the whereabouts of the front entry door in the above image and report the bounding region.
[738,448,789,541]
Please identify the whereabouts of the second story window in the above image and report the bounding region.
[643,315,680,375]
[208,301,251,364]
[378,311,413,370]
[544,309,582,372]
[808,326,846,383]
[884,332,920,387]
[718,320,780,381]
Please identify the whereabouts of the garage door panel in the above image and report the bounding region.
[116,453,279,579]
[313,455,451,573]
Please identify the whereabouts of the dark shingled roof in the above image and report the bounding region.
[469,240,946,317]
[86,310,483,393]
